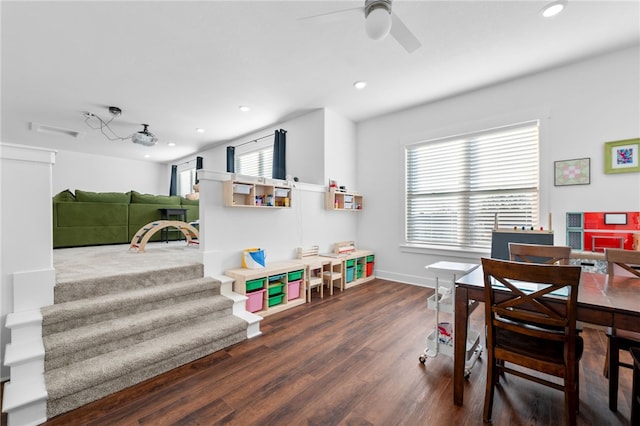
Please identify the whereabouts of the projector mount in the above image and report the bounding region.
[84,106,158,146]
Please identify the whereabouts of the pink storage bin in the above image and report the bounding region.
[246,288,266,313]
[287,279,302,300]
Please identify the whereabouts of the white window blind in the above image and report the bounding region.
[236,146,273,179]
[405,121,540,250]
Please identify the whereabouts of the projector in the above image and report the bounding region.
[131,124,158,147]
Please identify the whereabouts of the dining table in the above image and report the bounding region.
[452,266,640,406]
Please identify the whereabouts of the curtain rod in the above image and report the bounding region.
[234,132,274,148]
[175,155,203,167]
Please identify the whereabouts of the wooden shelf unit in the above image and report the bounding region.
[226,261,306,317]
[325,188,363,211]
[223,180,292,208]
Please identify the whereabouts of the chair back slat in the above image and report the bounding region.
[297,246,320,259]
[509,243,572,265]
[605,248,640,279]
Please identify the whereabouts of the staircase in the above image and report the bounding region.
[3,264,262,425]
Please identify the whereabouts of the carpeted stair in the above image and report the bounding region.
[41,264,249,419]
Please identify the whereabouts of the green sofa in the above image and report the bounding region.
[53,189,199,248]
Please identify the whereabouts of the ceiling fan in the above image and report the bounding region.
[300,0,421,53]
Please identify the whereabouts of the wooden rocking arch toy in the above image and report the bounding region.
[129,220,199,253]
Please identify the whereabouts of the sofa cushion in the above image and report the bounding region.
[53,189,76,202]
[75,190,131,203]
[181,195,199,205]
[54,226,129,248]
[131,191,181,205]
[55,202,129,227]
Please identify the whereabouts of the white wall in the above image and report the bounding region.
[1,144,57,379]
[197,174,359,276]
[325,108,357,191]
[356,45,640,287]
[190,108,362,275]
[53,149,169,195]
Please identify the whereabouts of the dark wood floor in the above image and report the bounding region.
[32,279,634,425]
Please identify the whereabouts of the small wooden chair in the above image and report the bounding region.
[603,248,640,412]
[322,259,343,295]
[508,242,572,265]
[296,246,325,301]
[481,257,583,426]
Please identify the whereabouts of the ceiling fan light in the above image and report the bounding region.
[365,7,392,40]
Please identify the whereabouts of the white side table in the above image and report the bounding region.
[420,261,482,379]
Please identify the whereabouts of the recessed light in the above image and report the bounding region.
[196,128,205,133]
[239,105,250,112]
[168,142,176,147]
[541,0,567,18]
[354,81,367,90]
[144,154,151,158]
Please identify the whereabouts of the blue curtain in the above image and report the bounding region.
[273,129,287,180]
[195,156,203,184]
[226,147,235,173]
[169,165,177,195]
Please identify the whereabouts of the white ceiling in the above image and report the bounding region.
[2,0,639,163]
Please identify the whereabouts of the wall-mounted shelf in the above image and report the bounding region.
[325,188,363,211]
[223,180,292,208]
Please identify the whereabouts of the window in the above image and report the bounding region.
[177,167,196,197]
[405,121,539,250]
[236,145,273,178]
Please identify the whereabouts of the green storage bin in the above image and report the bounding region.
[366,255,375,262]
[288,270,304,281]
[346,259,356,267]
[268,293,285,307]
[246,278,266,292]
[268,282,285,296]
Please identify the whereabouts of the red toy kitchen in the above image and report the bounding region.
[566,211,640,252]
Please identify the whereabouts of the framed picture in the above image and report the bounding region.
[604,138,640,174]
[554,158,590,186]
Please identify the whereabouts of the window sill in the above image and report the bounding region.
[399,243,490,260]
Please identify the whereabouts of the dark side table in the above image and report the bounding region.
[158,208,187,243]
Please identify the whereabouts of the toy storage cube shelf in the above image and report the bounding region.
[226,261,306,317]
[326,189,363,211]
[223,180,292,208]
[342,250,375,289]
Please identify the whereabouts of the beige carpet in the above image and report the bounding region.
[53,242,202,283]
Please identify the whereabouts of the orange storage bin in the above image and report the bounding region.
[366,262,374,277]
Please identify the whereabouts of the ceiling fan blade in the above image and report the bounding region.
[297,6,363,22]
[390,13,422,53]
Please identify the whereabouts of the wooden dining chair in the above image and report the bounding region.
[481,257,583,426]
[508,242,572,265]
[631,347,640,425]
[603,248,640,412]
